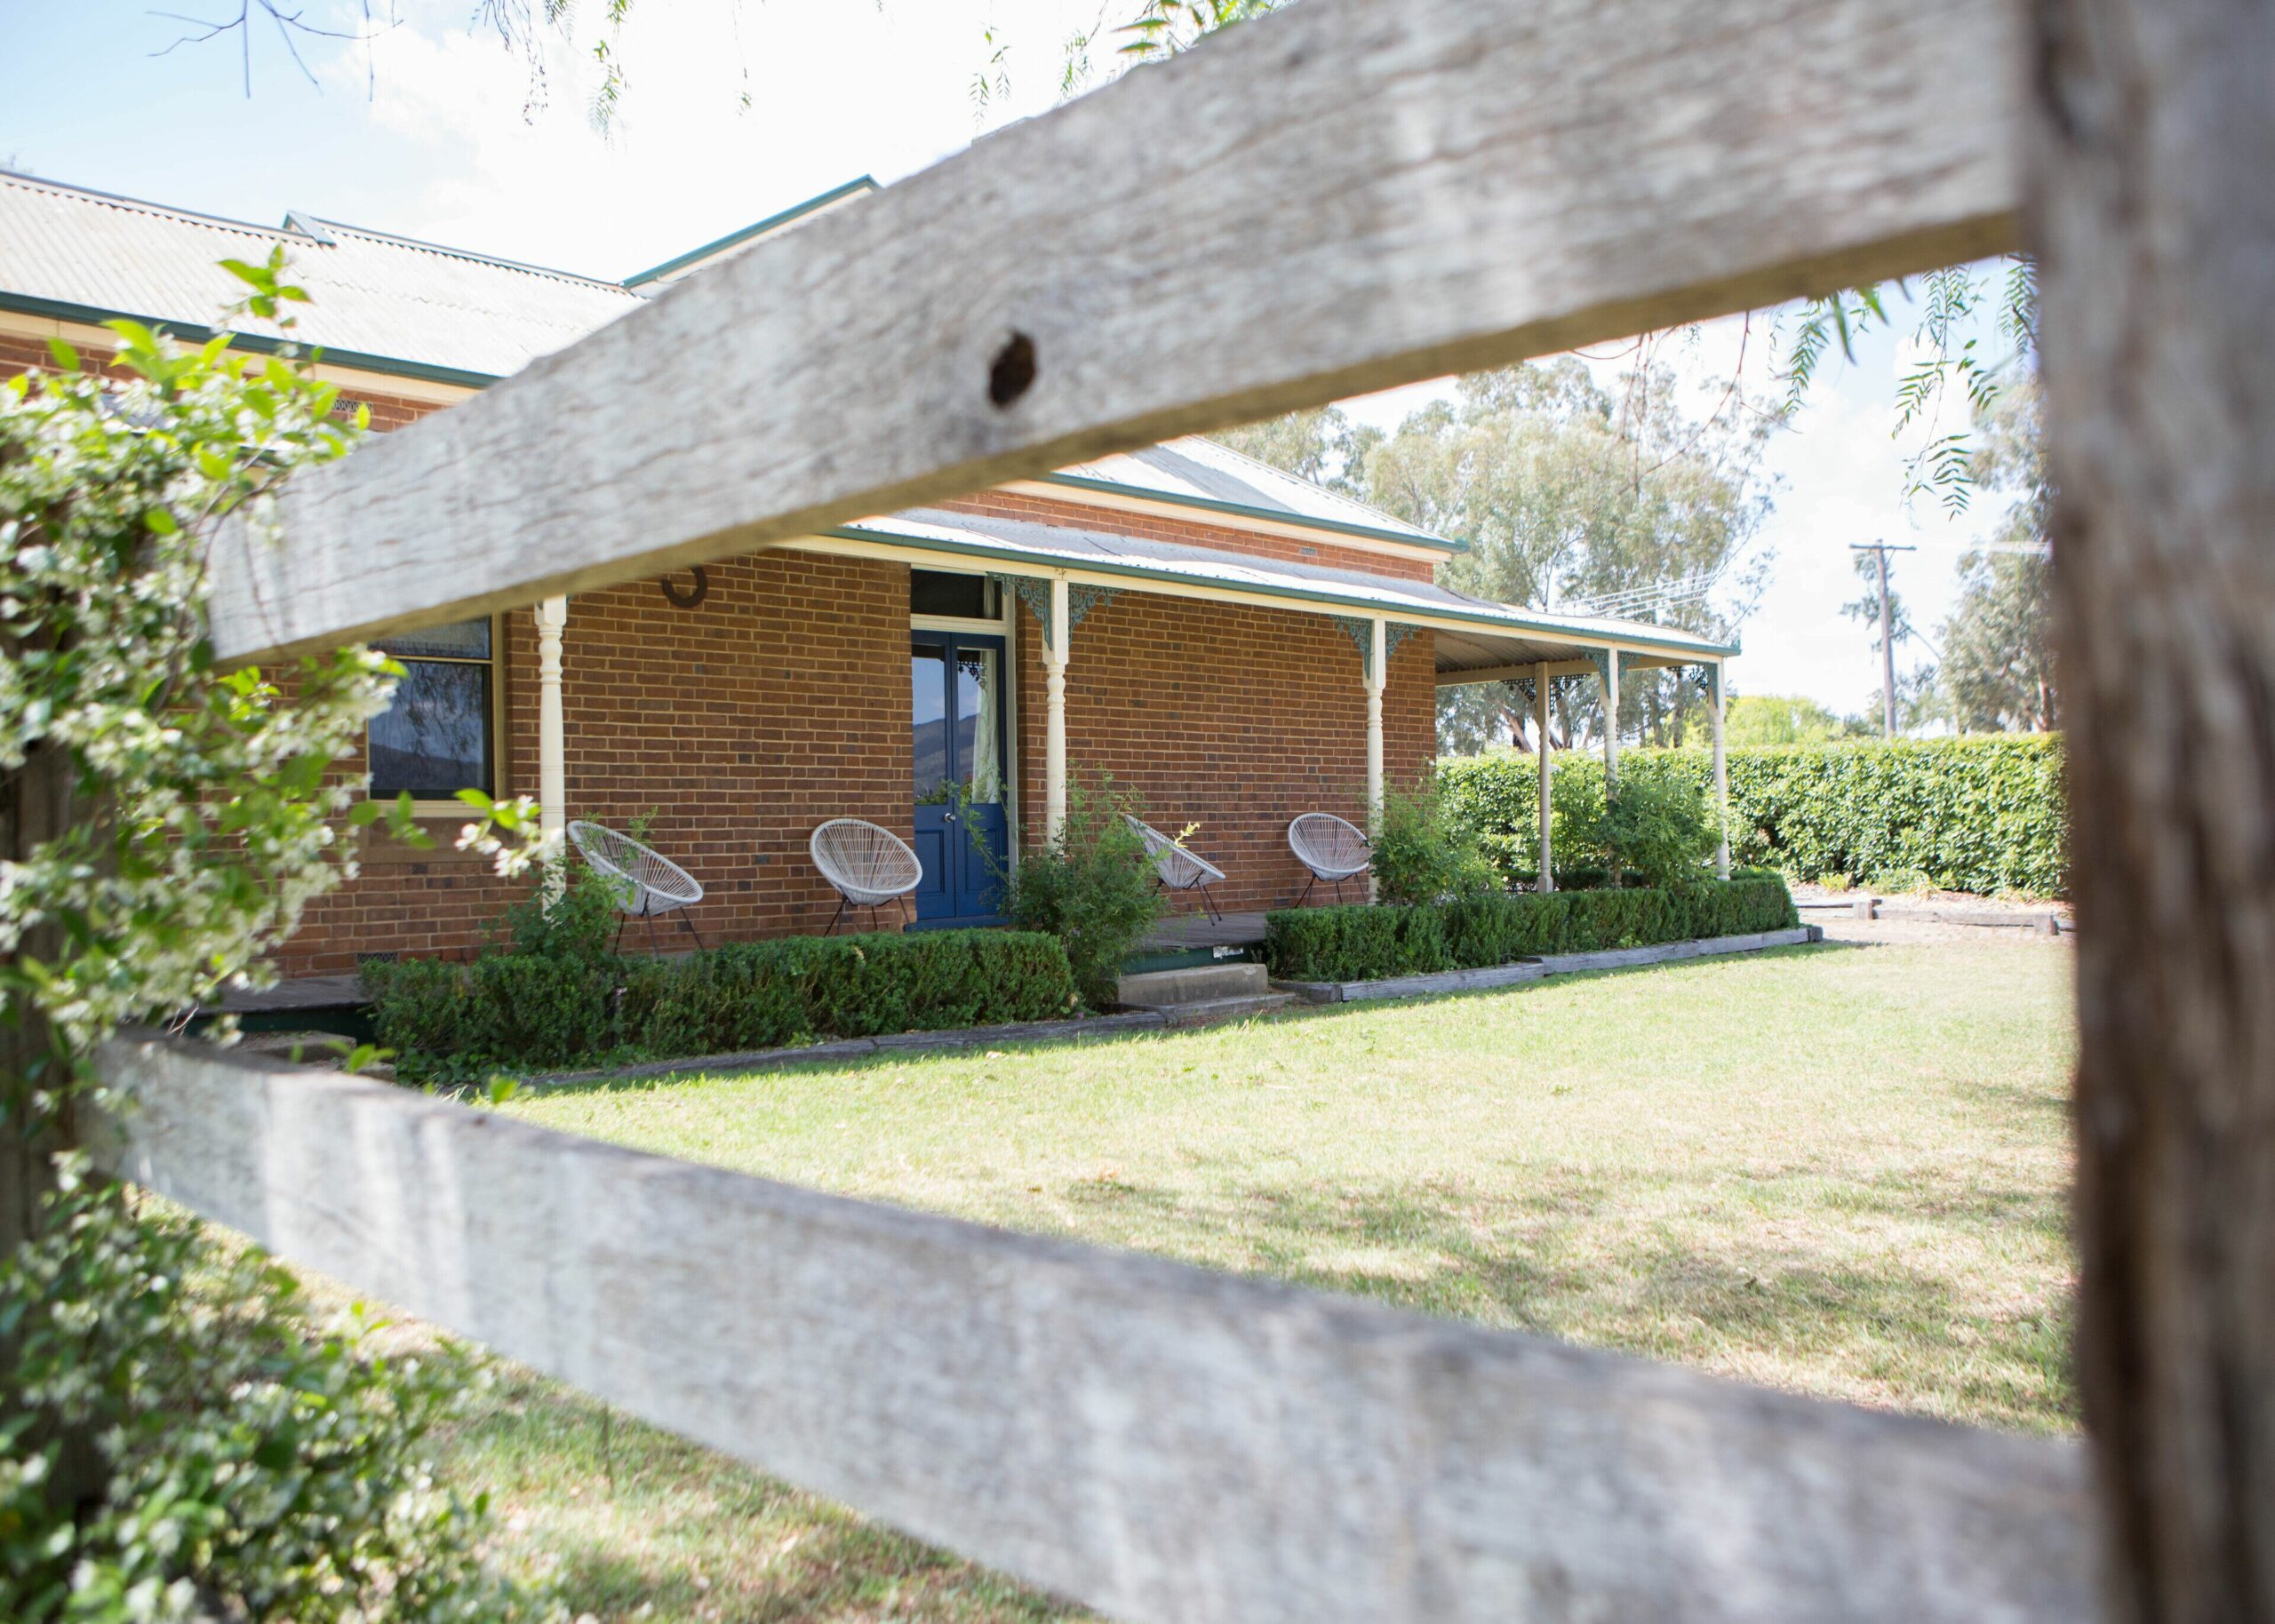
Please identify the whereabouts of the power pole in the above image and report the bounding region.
[1850,540,1916,737]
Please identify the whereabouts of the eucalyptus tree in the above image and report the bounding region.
[1344,359,1775,755]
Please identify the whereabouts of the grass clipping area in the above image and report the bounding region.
[447,932,2075,1621]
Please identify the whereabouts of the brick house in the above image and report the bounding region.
[0,170,1736,976]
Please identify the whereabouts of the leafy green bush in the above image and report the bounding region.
[487,863,623,961]
[1599,774,1718,890]
[1440,735,2068,897]
[366,927,1079,1078]
[1369,782,1500,904]
[996,777,1166,1009]
[1265,875,1800,983]
[0,1167,551,1624]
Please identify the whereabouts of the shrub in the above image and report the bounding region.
[488,863,623,962]
[996,777,1166,1009]
[1440,734,2068,898]
[367,927,1079,1078]
[0,1168,551,1624]
[1369,781,1501,904]
[1599,774,1718,890]
[1265,874,1800,983]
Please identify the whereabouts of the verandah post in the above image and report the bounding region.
[1364,617,1386,824]
[535,596,569,901]
[1365,617,1386,902]
[1601,649,1621,783]
[1535,661,1554,892]
[1044,577,1068,841]
[1711,662,1729,880]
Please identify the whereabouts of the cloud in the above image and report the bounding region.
[321,0,1117,278]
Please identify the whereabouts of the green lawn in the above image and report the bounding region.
[448,932,2077,1621]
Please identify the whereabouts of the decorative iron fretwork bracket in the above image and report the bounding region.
[991,574,1120,652]
[1335,617,1416,684]
[1585,649,1649,691]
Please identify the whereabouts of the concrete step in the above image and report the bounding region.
[1118,961,1273,1008]
[1158,992,1301,1029]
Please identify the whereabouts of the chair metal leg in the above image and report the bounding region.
[678,911,706,951]
[1199,884,1223,923]
[612,913,627,954]
[827,896,847,936]
[1298,874,1317,908]
[643,909,664,956]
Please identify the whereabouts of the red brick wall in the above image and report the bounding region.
[942,488,1443,583]
[0,331,444,430]
[283,549,914,974]
[1010,593,1436,916]
[8,332,1445,967]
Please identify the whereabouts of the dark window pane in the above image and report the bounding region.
[910,569,991,619]
[911,644,950,802]
[370,659,491,800]
[377,617,491,661]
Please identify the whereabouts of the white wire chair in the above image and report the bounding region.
[567,820,706,955]
[1288,812,1372,905]
[810,818,924,934]
[1125,815,1228,922]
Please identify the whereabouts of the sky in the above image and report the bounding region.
[0,0,2025,718]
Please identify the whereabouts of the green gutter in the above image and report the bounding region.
[0,291,502,392]
[623,176,880,288]
[826,523,1739,661]
[1038,470,1467,554]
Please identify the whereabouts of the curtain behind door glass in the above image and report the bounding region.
[957,647,1001,803]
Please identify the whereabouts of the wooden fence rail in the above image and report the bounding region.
[202,0,2022,665]
[92,1031,2094,1624]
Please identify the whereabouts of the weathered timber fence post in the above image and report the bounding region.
[1,740,81,1254]
[2033,0,2275,1617]
[1,736,104,1510]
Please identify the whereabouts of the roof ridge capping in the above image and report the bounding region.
[3,167,302,243]
[1040,438,1469,555]
[1179,433,1452,545]
[288,213,643,295]
[623,175,881,288]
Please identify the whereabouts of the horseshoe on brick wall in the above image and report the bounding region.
[659,566,711,609]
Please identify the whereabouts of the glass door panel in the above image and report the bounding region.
[910,634,1009,925]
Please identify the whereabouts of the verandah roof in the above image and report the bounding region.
[813,506,1736,681]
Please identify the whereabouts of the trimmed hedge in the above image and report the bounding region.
[1439,734,2067,898]
[1263,875,1800,983]
[363,928,1080,1076]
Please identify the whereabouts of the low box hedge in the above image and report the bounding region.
[1263,875,1800,984]
[363,928,1080,1078]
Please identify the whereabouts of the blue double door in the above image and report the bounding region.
[910,633,1009,926]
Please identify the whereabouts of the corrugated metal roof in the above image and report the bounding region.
[0,171,1482,569]
[1051,436,1456,550]
[0,171,643,379]
[841,506,1736,665]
